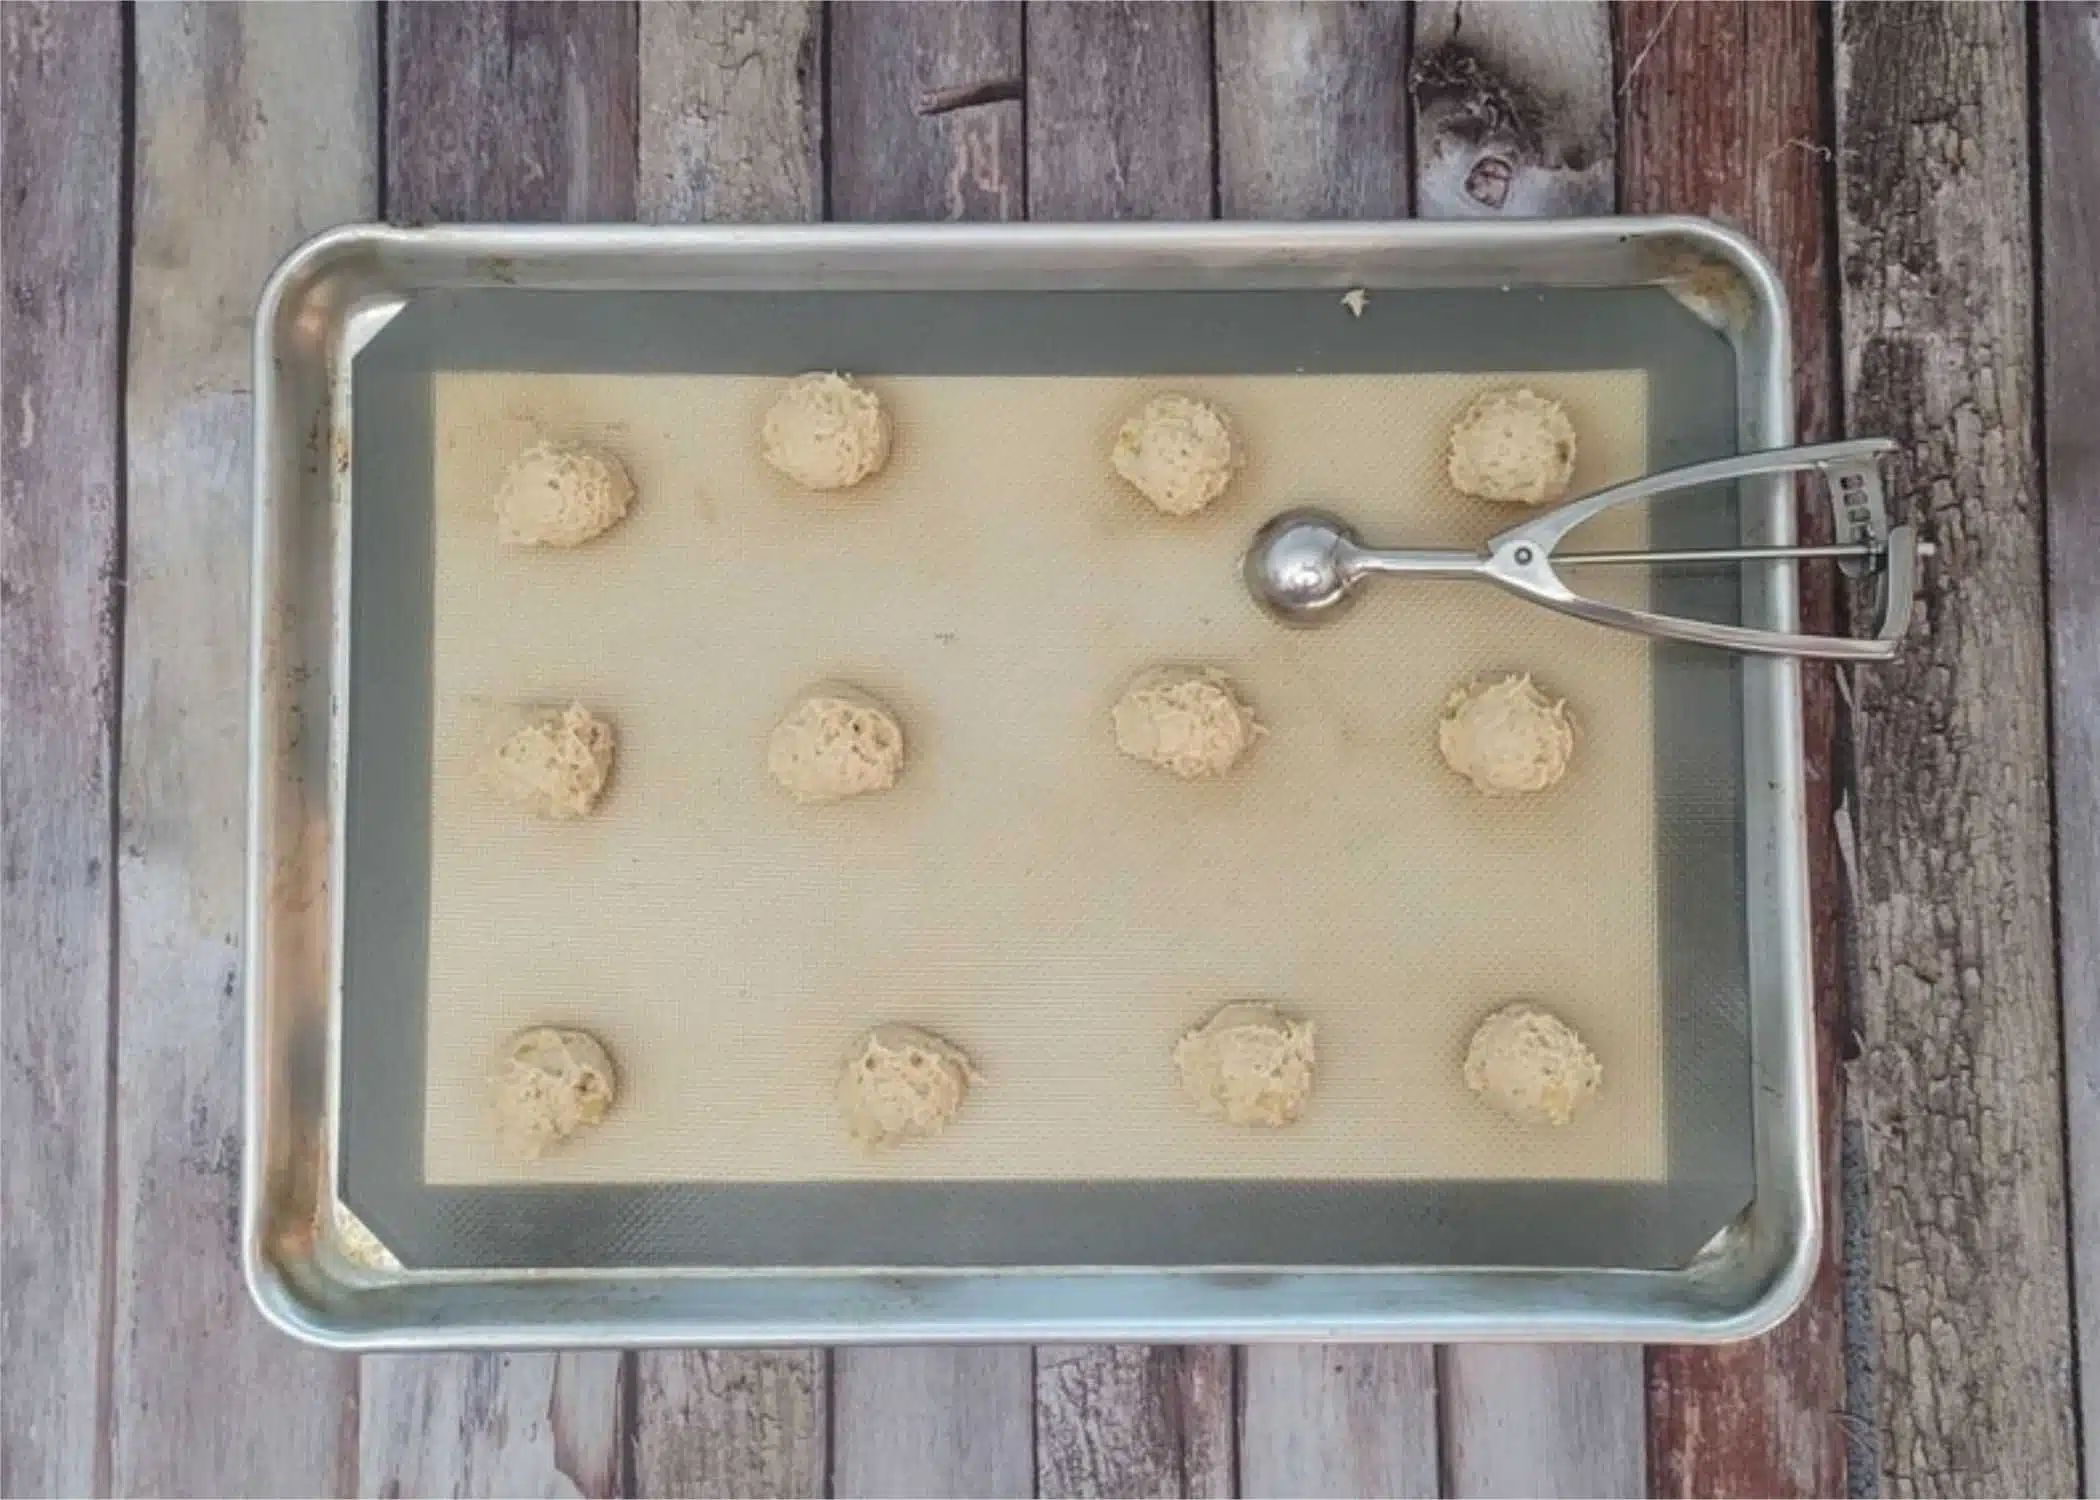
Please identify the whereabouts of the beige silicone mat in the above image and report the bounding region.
[422,368,1659,1186]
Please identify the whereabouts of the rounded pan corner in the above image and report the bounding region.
[1675,1200,1824,1346]
[242,1226,364,1352]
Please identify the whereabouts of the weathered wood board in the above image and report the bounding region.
[112,4,373,1491]
[1618,3,1848,1492]
[0,8,125,1491]
[2039,2,2100,1494]
[1835,1,2077,1493]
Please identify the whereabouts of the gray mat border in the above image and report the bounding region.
[344,285,1748,1272]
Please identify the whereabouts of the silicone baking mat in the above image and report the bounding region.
[418,367,1663,1187]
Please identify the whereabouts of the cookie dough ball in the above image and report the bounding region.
[1446,387,1579,506]
[483,703,617,819]
[493,440,634,547]
[490,1026,618,1160]
[1111,394,1241,516]
[1173,1002,1316,1127]
[837,1024,977,1148]
[767,685,906,804]
[1112,667,1263,780]
[1438,673,1574,796]
[761,372,891,491]
[1463,1003,1602,1126]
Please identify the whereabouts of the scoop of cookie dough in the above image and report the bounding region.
[1446,387,1578,506]
[837,1024,977,1148]
[1438,673,1574,796]
[1111,394,1241,516]
[1113,666,1263,780]
[490,1026,618,1160]
[761,372,891,491]
[1463,1003,1602,1126]
[767,685,906,803]
[1173,1002,1316,1127]
[483,703,617,819]
[493,440,634,547]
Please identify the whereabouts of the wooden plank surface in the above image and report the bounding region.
[1020,10,1237,1494]
[824,10,1032,1494]
[2039,3,2100,1493]
[1211,11,1438,1492]
[0,6,124,1494]
[1239,1346,1437,1498]
[110,5,372,1490]
[1411,0,1614,219]
[1440,1344,1645,1499]
[1619,3,1848,1493]
[829,1,1022,223]
[631,9,831,1495]
[1025,0,1214,220]
[832,1347,1036,1499]
[1411,8,1645,1494]
[364,7,635,1493]
[358,1355,623,1500]
[1834,2,2078,1494]
[1214,0,1411,221]
[1035,1346,1234,1500]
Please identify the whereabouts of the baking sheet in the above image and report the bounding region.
[419,367,1663,1187]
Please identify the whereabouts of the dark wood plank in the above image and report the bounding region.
[112,5,371,1488]
[1035,1346,1234,1500]
[1238,1346,1437,1498]
[1025,0,1213,219]
[1209,12,1435,1492]
[631,10,831,1494]
[1619,4,1847,1493]
[363,4,637,1490]
[1834,1,2076,1493]
[829,1,1022,222]
[0,6,124,1491]
[1411,0,1613,218]
[2041,5,2100,1489]
[1021,11,1236,1492]
[1214,1,1411,220]
[1410,8,1642,1492]
[832,1347,1035,1499]
[386,0,638,223]
[823,9,1031,1492]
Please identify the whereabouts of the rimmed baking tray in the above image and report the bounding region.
[247,219,1817,1348]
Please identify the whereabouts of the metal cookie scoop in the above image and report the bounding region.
[1243,439,1922,662]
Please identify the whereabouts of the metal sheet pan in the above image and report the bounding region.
[246,219,1816,1348]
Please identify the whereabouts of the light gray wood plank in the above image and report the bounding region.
[2042,8,2100,1494]
[364,6,637,1492]
[1215,1,1411,221]
[632,1351,826,1500]
[112,5,373,1489]
[1440,1345,1644,1499]
[638,1,823,226]
[358,1354,623,1499]
[829,1,1023,223]
[1411,0,1613,218]
[0,6,123,1493]
[1618,3,1851,1494]
[1834,1,2076,1494]
[833,1347,1036,1499]
[1035,1346,1233,1499]
[1025,0,1213,220]
[1239,1346,1438,1498]
[632,12,830,1494]
[1409,7,1643,1493]
[822,15,1033,1497]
